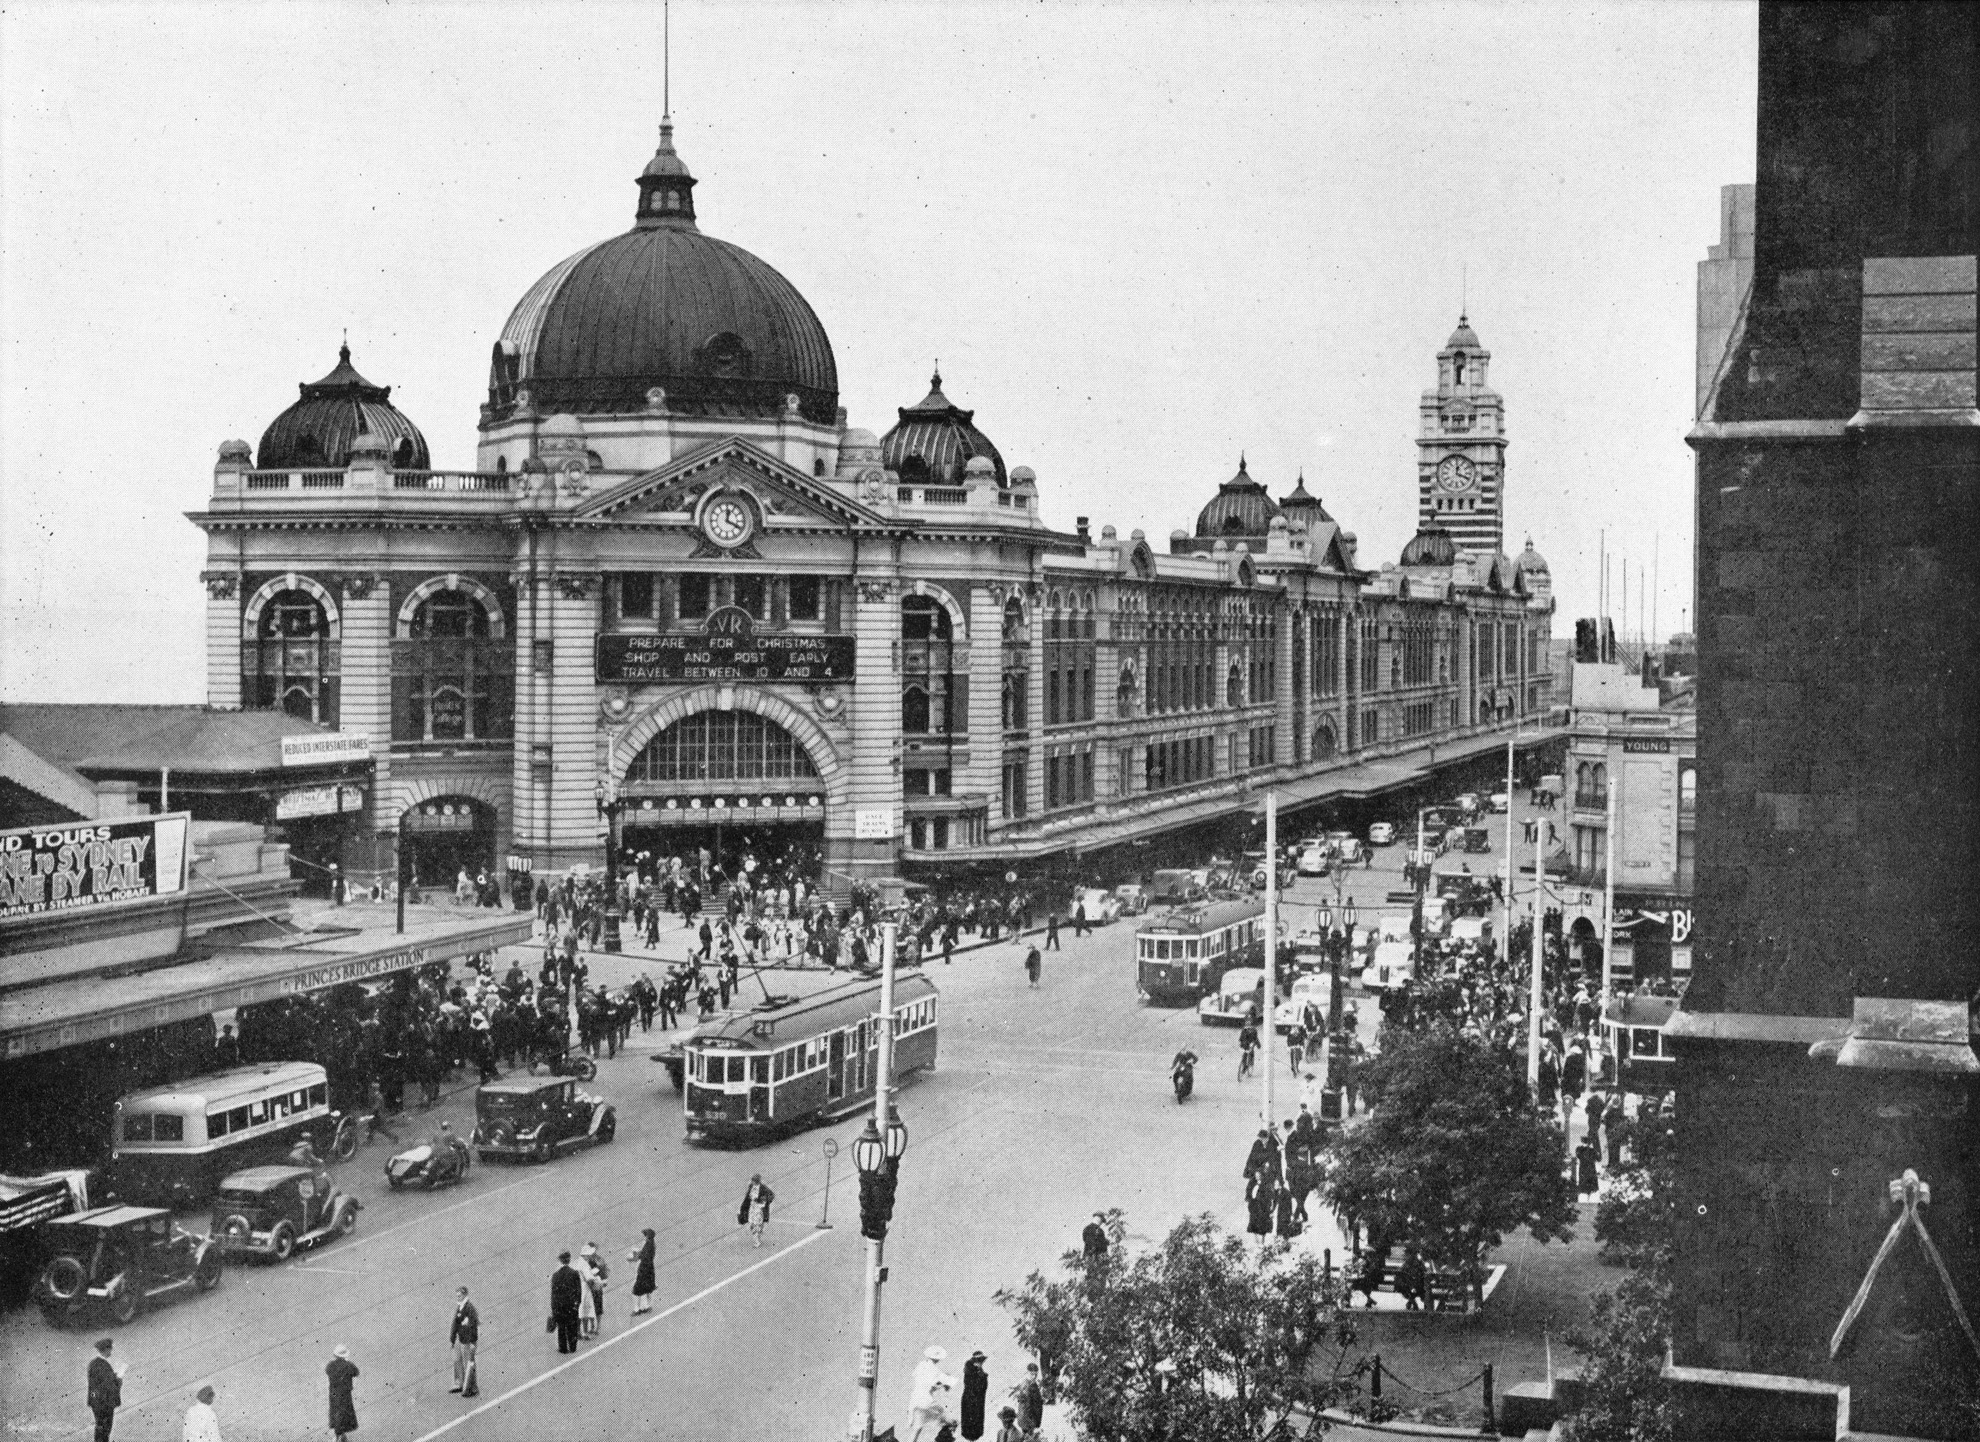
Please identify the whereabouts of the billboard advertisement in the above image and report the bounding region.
[0,813,190,921]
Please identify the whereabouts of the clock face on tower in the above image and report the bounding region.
[1435,455,1478,493]
[701,494,753,548]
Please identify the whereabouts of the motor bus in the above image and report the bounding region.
[109,1063,354,1209]
[1135,897,1266,1007]
[680,972,940,1144]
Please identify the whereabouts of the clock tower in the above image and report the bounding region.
[1416,315,1507,556]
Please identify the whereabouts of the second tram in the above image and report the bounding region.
[1135,897,1266,1007]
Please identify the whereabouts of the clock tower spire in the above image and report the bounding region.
[1416,315,1507,556]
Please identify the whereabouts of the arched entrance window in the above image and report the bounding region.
[1313,717,1338,759]
[394,586,514,742]
[245,589,340,725]
[1227,663,1245,707]
[627,711,822,785]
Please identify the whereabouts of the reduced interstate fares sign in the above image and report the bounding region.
[596,609,854,684]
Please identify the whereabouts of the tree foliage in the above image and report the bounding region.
[1565,1104,1677,1442]
[995,1212,1369,1441]
[1324,1025,1577,1289]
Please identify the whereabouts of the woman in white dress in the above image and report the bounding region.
[575,1250,599,1337]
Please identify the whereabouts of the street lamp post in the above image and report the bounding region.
[592,781,622,954]
[851,922,908,1442]
[1317,895,1356,1113]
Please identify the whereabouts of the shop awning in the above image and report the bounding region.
[0,911,533,1062]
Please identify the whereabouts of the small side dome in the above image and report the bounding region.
[879,369,1007,486]
[1516,536,1550,575]
[1194,455,1281,538]
[1447,313,1481,349]
[1009,464,1037,488]
[1401,525,1459,567]
[962,455,997,486]
[217,439,253,464]
[257,343,430,470]
[348,431,393,461]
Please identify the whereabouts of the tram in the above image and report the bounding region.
[680,972,940,1144]
[1135,896,1266,1007]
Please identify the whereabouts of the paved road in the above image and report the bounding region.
[0,808,1560,1441]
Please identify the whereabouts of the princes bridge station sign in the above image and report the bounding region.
[595,608,855,685]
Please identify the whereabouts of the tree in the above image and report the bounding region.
[1325,1025,1576,1296]
[1564,1104,1677,1442]
[995,1212,1369,1441]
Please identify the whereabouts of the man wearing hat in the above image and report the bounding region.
[449,1286,479,1394]
[325,1346,360,1442]
[549,1251,583,1354]
[182,1385,222,1442]
[993,1405,1023,1442]
[906,1344,957,1442]
[86,1337,122,1442]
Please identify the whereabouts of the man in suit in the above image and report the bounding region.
[549,1252,583,1353]
[449,1286,479,1393]
[86,1337,122,1442]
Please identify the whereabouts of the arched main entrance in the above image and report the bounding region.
[618,710,829,885]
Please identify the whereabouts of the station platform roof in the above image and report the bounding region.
[0,904,533,1063]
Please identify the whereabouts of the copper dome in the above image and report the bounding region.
[1195,456,1281,538]
[1400,526,1460,567]
[486,123,838,426]
[256,345,429,471]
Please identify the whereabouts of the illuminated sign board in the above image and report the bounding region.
[596,609,855,684]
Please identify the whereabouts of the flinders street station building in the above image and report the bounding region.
[189,119,1557,893]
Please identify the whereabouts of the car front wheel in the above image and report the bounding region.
[334,1201,358,1236]
[269,1222,297,1262]
[531,1137,554,1164]
[195,1248,224,1292]
[108,1284,141,1325]
[595,1114,616,1144]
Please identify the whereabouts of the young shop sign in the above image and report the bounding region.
[0,814,190,921]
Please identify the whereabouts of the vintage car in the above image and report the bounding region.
[1361,941,1418,992]
[1112,883,1149,916]
[213,1165,360,1262]
[1273,974,1333,1033]
[35,1205,222,1325]
[1487,791,1511,813]
[1294,841,1331,877]
[1072,887,1122,926]
[1197,966,1266,1026]
[385,1137,472,1190]
[1325,831,1363,865]
[473,1076,616,1163]
[1367,822,1397,847]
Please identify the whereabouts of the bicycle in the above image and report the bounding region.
[1239,1043,1258,1080]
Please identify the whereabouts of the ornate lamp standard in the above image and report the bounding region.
[592,780,623,954]
[1316,895,1357,1117]
[850,924,909,1441]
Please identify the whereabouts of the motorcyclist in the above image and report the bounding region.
[1170,1048,1199,1102]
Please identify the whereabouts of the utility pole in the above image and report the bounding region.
[1602,768,1618,1006]
[1528,810,1546,1092]
[1262,792,1278,1131]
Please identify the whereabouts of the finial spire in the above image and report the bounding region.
[663,0,671,120]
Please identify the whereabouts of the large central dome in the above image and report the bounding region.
[486,120,838,427]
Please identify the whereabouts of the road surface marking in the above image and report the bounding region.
[289,1265,370,1275]
[410,1225,832,1441]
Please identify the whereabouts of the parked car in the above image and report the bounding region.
[473,1077,616,1164]
[1454,793,1482,817]
[1113,883,1150,916]
[1197,967,1266,1026]
[384,1137,472,1190]
[1487,791,1511,813]
[1073,887,1122,926]
[1367,822,1397,847]
[213,1165,360,1261]
[1295,842,1331,877]
[1150,869,1206,905]
[35,1205,222,1326]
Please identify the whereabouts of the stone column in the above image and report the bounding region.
[203,572,242,710]
[842,572,903,884]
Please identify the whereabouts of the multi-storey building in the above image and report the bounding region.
[188,116,1555,893]
[1557,662,1696,983]
[1416,318,1508,555]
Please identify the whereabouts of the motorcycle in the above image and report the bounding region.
[385,1139,473,1191]
[531,1048,598,1082]
[1171,1052,1198,1104]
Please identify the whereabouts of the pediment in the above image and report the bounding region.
[577,437,889,530]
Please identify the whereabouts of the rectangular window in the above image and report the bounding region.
[735,575,769,620]
[228,1105,250,1133]
[789,576,821,621]
[678,575,711,620]
[932,817,949,849]
[904,769,930,797]
[123,1114,153,1142]
[620,573,655,618]
[206,1111,229,1138]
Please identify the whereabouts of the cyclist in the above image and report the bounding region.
[1237,1015,1261,1079]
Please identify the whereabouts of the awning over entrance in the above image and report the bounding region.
[620,792,827,827]
[1258,727,1566,812]
[0,911,532,1062]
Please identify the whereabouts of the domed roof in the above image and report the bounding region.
[879,370,1006,486]
[1516,536,1550,574]
[1279,471,1334,525]
[257,344,429,471]
[1400,525,1459,567]
[1447,313,1481,350]
[487,120,838,426]
[1195,456,1281,538]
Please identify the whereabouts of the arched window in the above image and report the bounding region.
[901,595,956,736]
[1313,718,1338,759]
[1227,663,1244,707]
[393,587,514,742]
[1117,666,1137,719]
[627,711,821,784]
[1001,595,1030,733]
[245,589,339,724]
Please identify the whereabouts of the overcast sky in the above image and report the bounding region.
[0,0,1755,703]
